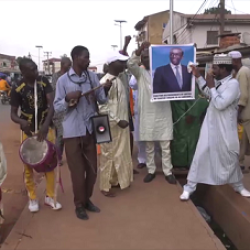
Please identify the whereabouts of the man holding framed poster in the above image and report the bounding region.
[150,44,196,102]
[127,41,176,185]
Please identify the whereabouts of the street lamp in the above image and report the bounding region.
[111,45,118,51]
[114,20,127,50]
[35,45,43,72]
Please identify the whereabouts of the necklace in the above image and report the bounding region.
[67,70,89,86]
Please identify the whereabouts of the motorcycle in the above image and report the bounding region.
[0,90,10,105]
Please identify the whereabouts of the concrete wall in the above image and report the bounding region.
[0,58,19,72]
[162,13,188,44]
[189,24,250,48]
[43,61,60,75]
[163,14,250,48]
[148,11,169,44]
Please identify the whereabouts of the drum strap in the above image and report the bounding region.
[34,80,38,133]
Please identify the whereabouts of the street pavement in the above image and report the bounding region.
[0,103,224,250]
[0,103,29,242]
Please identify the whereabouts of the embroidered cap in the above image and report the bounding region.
[228,51,242,59]
[213,54,232,65]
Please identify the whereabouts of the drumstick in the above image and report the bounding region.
[68,77,116,107]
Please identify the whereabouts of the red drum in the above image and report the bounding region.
[19,136,57,173]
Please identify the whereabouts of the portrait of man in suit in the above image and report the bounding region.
[153,47,192,93]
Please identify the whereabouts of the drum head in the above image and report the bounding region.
[20,137,48,165]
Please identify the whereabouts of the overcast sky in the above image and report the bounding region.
[0,0,248,70]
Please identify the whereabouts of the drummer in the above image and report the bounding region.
[10,58,62,213]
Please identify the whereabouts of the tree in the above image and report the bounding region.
[204,7,231,14]
[61,54,67,58]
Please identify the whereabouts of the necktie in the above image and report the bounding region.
[175,66,183,89]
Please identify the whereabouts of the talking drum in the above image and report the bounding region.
[19,136,57,173]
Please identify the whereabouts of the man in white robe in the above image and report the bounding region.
[127,42,176,184]
[99,51,133,197]
[228,51,250,173]
[129,73,147,168]
[180,54,250,200]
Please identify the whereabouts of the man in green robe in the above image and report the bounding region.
[171,87,208,170]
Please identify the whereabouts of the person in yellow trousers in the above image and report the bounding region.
[10,58,62,213]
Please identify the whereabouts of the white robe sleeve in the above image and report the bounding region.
[196,76,211,99]
[107,80,120,124]
[127,52,142,81]
[210,80,240,111]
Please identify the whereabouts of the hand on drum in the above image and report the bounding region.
[20,120,32,137]
[37,124,49,142]
[65,90,82,102]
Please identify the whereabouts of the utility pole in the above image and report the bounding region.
[35,45,43,72]
[44,51,52,74]
[219,0,225,35]
[28,53,32,59]
[169,0,174,44]
[114,20,127,50]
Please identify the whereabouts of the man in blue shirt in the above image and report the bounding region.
[54,46,110,220]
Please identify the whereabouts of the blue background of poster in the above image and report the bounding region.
[151,45,195,76]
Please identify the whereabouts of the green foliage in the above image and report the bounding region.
[204,7,231,14]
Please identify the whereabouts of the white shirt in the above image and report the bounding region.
[170,63,183,82]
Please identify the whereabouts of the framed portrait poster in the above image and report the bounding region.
[150,44,196,102]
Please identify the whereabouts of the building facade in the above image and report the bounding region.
[43,58,61,75]
[0,54,19,73]
[134,10,171,45]
[162,13,250,48]
[88,66,97,73]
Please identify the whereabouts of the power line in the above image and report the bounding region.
[176,0,218,44]
[174,0,209,42]
[177,0,219,43]
[225,3,249,14]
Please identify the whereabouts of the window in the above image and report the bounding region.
[207,31,219,45]
[163,23,167,31]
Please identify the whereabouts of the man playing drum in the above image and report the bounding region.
[10,58,62,213]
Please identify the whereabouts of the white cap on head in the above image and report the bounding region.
[213,54,232,65]
[228,51,242,59]
[106,51,129,65]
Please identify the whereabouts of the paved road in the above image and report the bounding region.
[0,103,28,242]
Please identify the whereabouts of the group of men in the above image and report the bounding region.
[9,35,250,221]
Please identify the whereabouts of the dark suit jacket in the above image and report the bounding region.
[153,64,192,93]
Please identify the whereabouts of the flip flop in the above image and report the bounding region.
[101,191,116,197]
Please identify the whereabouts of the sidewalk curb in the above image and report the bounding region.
[1,178,46,250]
